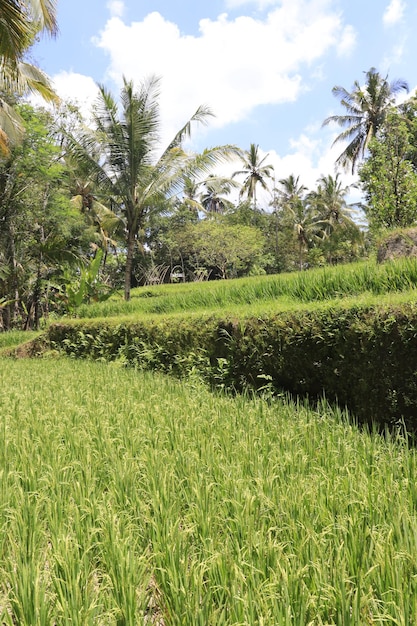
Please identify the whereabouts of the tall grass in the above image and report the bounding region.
[1,358,417,623]
[77,257,417,319]
[0,330,40,351]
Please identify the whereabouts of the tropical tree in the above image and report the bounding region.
[172,220,265,279]
[359,109,417,231]
[199,175,238,215]
[233,143,274,209]
[308,174,354,234]
[0,0,58,154]
[66,153,123,266]
[180,175,203,215]
[323,67,408,173]
[275,175,322,270]
[274,174,307,212]
[65,76,238,300]
[308,174,364,264]
[0,0,58,61]
[0,104,87,329]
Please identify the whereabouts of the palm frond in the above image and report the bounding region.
[0,97,25,153]
[0,1,32,60]
[28,0,58,36]
[0,0,57,62]
[0,58,58,102]
[324,67,408,172]
[166,104,214,152]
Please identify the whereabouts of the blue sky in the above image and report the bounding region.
[31,0,417,205]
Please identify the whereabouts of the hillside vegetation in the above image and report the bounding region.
[12,258,413,430]
[76,258,417,320]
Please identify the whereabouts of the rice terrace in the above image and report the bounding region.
[3,259,417,624]
[4,0,417,624]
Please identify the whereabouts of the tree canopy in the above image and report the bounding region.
[323,67,408,173]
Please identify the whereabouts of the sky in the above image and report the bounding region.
[31,0,417,208]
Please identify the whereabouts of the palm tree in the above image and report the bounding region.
[308,174,354,235]
[199,175,239,215]
[274,174,307,211]
[180,175,203,215]
[0,0,57,61]
[233,143,274,209]
[276,175,322,270]
[69,171,123,264]
[322,67,409,173]
[0,0,58,154]
[0,60,58,154]
[65,76,238,300]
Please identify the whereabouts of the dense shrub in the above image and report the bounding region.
[43,300,417,429]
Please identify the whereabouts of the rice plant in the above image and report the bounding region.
[75,257,417,321]
[0,330,40,351]
[1,358,417,623]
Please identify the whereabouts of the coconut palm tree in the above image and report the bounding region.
[0,0,58,154]
[65,76,238,300]
[274,174,307,211]
[233,143,274,209]
[0,0,57,61]
[199,175,239,215]
[180,175,203,214]
[322,67,409,173]
[276,175,323,270]
[307,174,354,235]
[0,60,58,154]
[69,172,123,264]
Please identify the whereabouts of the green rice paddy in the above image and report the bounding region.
[1,357,417,624]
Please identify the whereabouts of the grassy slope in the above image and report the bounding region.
[0,330,41,353]
[1,358,417,624]
[75,258,417,322]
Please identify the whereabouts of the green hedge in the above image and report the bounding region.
[45,302,417,429]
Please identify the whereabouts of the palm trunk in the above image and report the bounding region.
[124,230,135,301]
[274,212,279,264]
[8,221,20,324]
[33,221,46,330]
[33,265,42,330]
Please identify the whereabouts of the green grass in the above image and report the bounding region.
[2,357,417,624]
[76,257,417,320]
[0,330,40,352]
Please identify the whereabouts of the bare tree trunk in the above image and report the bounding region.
[274,211,279,265]
[33,221,46,330]
[8,222,20,325]
[33,266,42,330]
[124,230,135,301]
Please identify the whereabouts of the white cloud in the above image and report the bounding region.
[28,71,99,125]
[337,24,356,57]
[224,0,280,8]
[107,0,125,18]
[382,39,406,69]
[383,0,406,26]
[269,133,355,190]
[94,0,356,146]
[52,71,100,123]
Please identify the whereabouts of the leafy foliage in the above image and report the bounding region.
[64,76,238,300]
[0,104,90,329]
[34,257,417,428]
[359,109,417,231]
